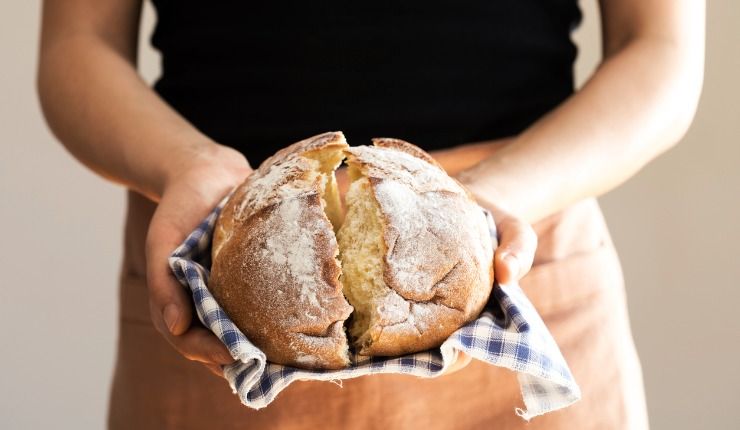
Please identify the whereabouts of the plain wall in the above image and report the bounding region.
[1,1,738,428]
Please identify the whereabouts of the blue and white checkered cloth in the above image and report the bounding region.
[169,200,581,420]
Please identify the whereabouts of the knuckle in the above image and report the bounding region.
[511,220,536,244]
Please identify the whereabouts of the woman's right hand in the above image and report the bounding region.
[145,144,253,376]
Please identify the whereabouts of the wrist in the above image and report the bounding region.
[157,140,252,199]
[456,170,511,216]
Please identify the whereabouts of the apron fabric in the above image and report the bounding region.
[108,189,648,430]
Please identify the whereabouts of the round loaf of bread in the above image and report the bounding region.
[210,132,494,369]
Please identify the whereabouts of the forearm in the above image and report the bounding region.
[37,2,237,201]
[459,4,704,223]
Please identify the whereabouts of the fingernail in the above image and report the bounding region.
[163,304,179,334]
[502,252,520,281]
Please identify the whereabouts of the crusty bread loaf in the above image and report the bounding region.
[210,132,494,369]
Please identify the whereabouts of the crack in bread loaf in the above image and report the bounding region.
[211,132,494,369]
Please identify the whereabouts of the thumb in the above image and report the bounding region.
[493,213,537,285]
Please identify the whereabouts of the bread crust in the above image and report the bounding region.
[211,132,494,367]
[210,132,353,369]
[344,140,494,356]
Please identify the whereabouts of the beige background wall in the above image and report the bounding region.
[1,1,738,428]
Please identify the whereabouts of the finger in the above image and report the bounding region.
[149,306,235,365]
[494,214,537,285]
[145,215,194,336]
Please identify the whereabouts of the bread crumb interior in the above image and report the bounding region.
[336,172,387,346]
[305,148,345,233]
[310,148,386,352]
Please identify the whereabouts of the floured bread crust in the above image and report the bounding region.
[210,132,353,369]
[339,139,494,356]
[211,132,494,368]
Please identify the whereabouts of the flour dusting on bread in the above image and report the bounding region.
[338,143,493,355]
[210,132,494,368]
[210,132,353,369]
[263,198,321,309]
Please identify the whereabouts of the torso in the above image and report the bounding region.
[149,1,580,166]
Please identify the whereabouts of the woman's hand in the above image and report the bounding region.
[145,144,252,376]
[486,203,538,286]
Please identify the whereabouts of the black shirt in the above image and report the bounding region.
[151,1,581,166]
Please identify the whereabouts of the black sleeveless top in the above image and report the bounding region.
[150,1,581,166]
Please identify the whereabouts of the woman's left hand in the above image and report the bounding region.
[486,203,538,286]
